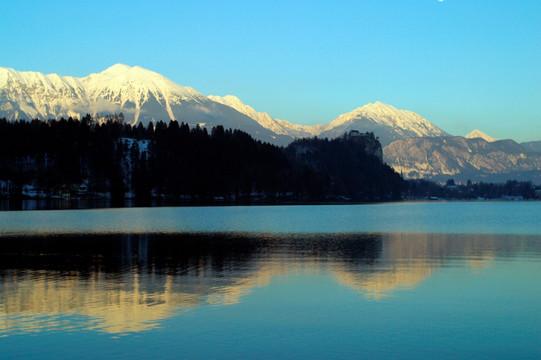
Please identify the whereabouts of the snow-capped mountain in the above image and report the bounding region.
[208,95,320,139]
[207,97,448,146]
[0,65,292,145]
[317,102,448,146]
[466,129,498,142]
[0,67,87,120]
[2,64,540,182]
[81,64,208,124]
[0,65,451,147]
[0,64,208,123]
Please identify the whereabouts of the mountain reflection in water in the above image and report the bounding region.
[1,232,539,335]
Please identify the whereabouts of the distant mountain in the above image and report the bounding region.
[208,95,318,139]
[0,67,86,120]
[316,102,448,146]
[383,136,541,183]
[0,65,451,147]
[4,64,540,183]
[466,129,498,142]
[520,140,541,153]
[0,65,291,145]
[208,97,449,147]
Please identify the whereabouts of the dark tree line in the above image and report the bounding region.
[149,122,291,201]
[286,132,403,201]
[0,116,406,204]
[406,178,537,200]
[0,116,132,202]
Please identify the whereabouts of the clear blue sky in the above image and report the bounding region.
[2,0,540,142]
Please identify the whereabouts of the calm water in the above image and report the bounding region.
[1,203,541,359]
[1,202,541,235]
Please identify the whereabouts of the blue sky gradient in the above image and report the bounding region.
[2,1,540,141]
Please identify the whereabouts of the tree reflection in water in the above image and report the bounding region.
[0,232,538,334]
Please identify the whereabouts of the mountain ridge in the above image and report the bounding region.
[0,64,294,145]
[2,64,540,183]
[208,94,319,139]
[317,101,448,146]
[1,64,448,147]
[383,136,541,183]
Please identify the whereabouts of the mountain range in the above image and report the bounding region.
[384,136,541,183]
[0,64,447,147]
[1,64,539,183]
[0,64,295,145]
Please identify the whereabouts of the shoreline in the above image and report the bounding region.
[1,196,538,212]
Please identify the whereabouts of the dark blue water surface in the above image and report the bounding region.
[1,203,541,359]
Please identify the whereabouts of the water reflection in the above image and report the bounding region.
[1,232,539,335]
[332,233,523,299]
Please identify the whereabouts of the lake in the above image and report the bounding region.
[1,202,541,359]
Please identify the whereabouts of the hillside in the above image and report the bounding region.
[383,136,541,183]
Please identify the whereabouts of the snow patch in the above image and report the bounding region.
[466,129,498,142]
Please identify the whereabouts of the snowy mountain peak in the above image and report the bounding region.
[466,129,498,142]
[1,65,450,146]
[102,63,133,74]
[0,66,18,77]
[83,63,197,95]
[0,65,292,145]
[210,94,244,106]
[209,94,286,133]
[364,101,396,111]
[93,63,170,82]
[209,95,266,119]
[0,67,22,87]
[328,101,440,131]
[359,101,421,121]
[0,67,71,90]
[317,101,448,146]
[80,64,208,124]
[0,65,208,125]
[208,94,319,138]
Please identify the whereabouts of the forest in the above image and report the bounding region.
[0,116,537,206]
[406,178,538,201]
[0,116,404,204]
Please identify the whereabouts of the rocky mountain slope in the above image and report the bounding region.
[383,136,541,183]
[520,140,541,153]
